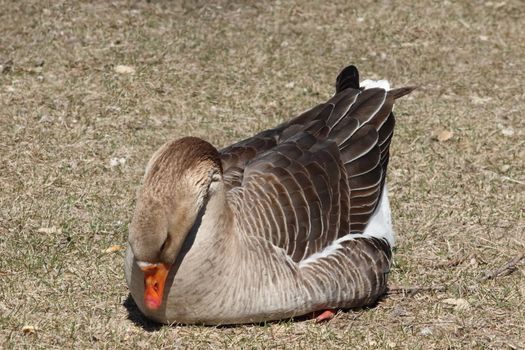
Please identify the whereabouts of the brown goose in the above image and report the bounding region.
[124,65,414,325]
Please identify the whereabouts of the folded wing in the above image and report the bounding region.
[221,65,414,261]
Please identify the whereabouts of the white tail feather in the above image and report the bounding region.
[361,79,391,91]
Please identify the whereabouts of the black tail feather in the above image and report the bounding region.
[335,65,360,93]
[388,86,417,99]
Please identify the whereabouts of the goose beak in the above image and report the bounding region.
[138,262,171,311]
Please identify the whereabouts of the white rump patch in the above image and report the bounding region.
[299,183,395,267]
[361,79,391,91]
[362,183,395,247]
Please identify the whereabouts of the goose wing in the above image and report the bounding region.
[229,132,350,262]
[219,103,335,190]
[219,65,360,188]
[223,66,413,261]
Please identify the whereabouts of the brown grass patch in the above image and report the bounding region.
[1,1,523,349]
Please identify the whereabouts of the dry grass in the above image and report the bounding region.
[1,1,524,349]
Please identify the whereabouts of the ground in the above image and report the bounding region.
[0,1,524,349]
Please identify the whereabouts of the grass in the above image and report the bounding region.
[1,0,523,348]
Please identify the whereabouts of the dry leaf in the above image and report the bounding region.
[501,127,514,137]
[442,298,470,311]
[114,65,135,74]
[37,226,61,234]
[22,325,37,335]
[470,95,492,105]
[432,129,454,142]
[497,123,515,137]
[104,245,124,253]
[109,157,127,167]
[420,326,433,336]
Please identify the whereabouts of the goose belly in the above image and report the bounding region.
[125,234,391,325]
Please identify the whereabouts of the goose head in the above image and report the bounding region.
[128,136,223,311]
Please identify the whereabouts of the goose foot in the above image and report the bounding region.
[314,309,336,323]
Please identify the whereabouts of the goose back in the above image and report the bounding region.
[221,79,413,263]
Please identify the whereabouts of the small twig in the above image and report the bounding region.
[501,176,525,185]
[481,169,525,186]
[432,256,467,268]
[388,285,447,295]
[481,253,525,281]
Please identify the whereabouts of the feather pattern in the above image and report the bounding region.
[223,80,412,242]
[125,65,414,325]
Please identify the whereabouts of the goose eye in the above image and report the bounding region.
[207,171,221,194]
[210,172,221,182]
[160,236,170,252]
[208,169,220,183]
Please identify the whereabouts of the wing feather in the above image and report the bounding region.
[222,67,413,262]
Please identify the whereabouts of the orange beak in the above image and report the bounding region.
[140,263,171,311]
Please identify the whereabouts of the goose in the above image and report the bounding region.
[124,65,414,325]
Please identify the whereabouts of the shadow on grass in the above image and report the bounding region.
[123,293,385,331]
[123,294,163,332]
[213,302,380,329]
[123,288,385,331]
